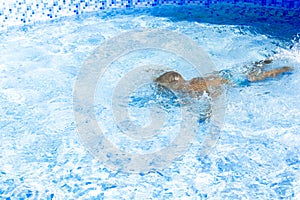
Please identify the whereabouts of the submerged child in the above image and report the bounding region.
[155,59,293,97]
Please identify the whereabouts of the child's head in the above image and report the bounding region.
[155,71,185,85]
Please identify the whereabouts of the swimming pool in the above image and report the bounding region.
[1,1,300,199]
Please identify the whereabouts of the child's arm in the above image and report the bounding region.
[248,66,293,82]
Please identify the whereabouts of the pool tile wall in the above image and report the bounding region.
[0,0,299,30]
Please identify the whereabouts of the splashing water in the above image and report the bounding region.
[0,6,299,199]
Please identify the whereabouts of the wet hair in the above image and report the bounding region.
[155,71,184,84]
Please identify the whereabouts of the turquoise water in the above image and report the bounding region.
[1,5,300,199]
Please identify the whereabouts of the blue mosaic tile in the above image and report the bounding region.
[0,0,299,30]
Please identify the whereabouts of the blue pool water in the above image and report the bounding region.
[1,5,300,199]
